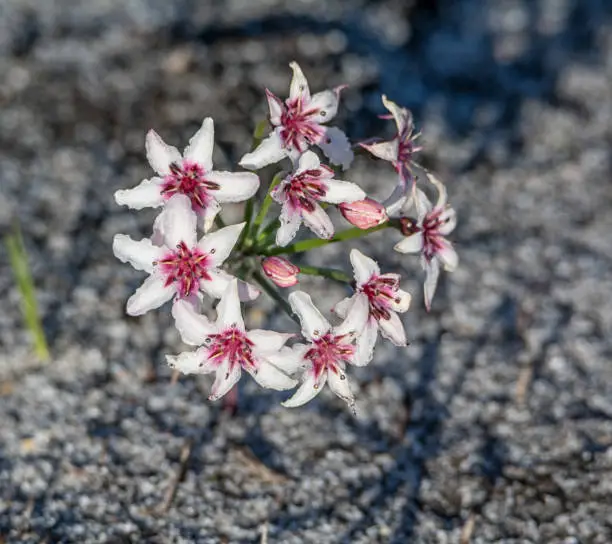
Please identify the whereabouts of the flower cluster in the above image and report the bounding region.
[113,62,458,409]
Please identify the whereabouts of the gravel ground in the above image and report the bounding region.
[1,0,611,542]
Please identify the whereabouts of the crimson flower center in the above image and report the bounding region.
[161,161,220,212]
[157,241,212,298]
[361,276,401,321]
[421,208,448,262]
[279,97,326,153]
[206,328,256,372]
[284,168,329,213]
[305,333,354,381]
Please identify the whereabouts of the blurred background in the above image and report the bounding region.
[1,0,611,542]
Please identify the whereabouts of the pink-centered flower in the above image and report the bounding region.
[115,118,260,232]
[394,174,458,311]
[360,96,422,217]
[281,291,370,409]
[262,256,300,288]
[167,280,299,400]
[360,95,421,186]
[239,62,354,171]
[334,249,411,363]
[338,198,388,229]
[112,195,258,315]
[271,150,366,246]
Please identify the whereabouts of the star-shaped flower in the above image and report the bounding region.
[334,249,411,362]
[239,62,354,171]
[271,150,366,246]
[394,174,458,310]
[115,118,260,232]
[360,95,421,186]
[112,194,258,315]
[281,291,369,409]
[167,280,298,400]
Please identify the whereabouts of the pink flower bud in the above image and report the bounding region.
[339,198,388,230]
[261,257,300,288]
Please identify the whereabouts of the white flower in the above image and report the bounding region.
[271,150,365,246]
[239,62,354,171]
[167,280,299,400]
[281,291,370,409]
[334,249,411,364]
[360,96,422,217]
[115,117,260,232]
[394,174,458,310]
[112,194,258,315]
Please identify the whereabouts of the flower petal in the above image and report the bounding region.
[248,330,294,352]
[160,194,198,248]
[289,61,310,100]
[282,371,326,408]
[438,207,457,236]
[295,150,321,173]
[427,172,448,209]
[239,129,286,170]
[411,187,432,221]
[209,360,242,401]
[317,127,354,170]
[327,368,354,406]
[197,222,245,267]
[146,129,182,176]
[302,202,334,240]
[199,199,221,233]
[390,287,412,313]
[354,319,378,366]
[206,171,260,203]
[438,239,458,272]
[382,95,412,136]
[321,179,366,205]
[360,139,398,163]
[199,268,232,299]
[265,89,284,125]
[333,295,355,318]
[308,90,339,123]
[350,249,380,286]
[288,291,331,341]
[183,117,214,171]
[126,274,174,316]
[215,279,245,331]
[276,204,302,247]
[248,361,297,390]
[423,258,440,312]
[166,347,210,375]
[265,345,308,375]
[114,177,165,210]
[334,292,369,337]
[172,299,216,346]
[384,181,411,218]
[113,234,163,273]
[378,311,407,346]
[394,232,424,254]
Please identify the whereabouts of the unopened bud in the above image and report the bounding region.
[261,257,300,288]
[399,217,419,236]
[339,198,388,229]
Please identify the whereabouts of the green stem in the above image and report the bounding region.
[238,198,254,249]
[262,222,392,256]
[251,172,283,239]
[5,224,50,361]
[298,265,352,284]
[252,270,299,325]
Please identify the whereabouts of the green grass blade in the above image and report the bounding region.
[5,225,50,361]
